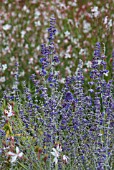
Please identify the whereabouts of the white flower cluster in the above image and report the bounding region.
[51,144,69,164]
[7,146,23,163]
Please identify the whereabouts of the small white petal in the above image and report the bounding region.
[51,151,56,157]
[8,112,13,117]
[18,152,23,158]
[63,155,69,163]
[16,147,20,154]
[0,76,5,82]
[53,157,58,164]
[53,148,59,157]
[3,24,11,30]
[2,64,7,71]
[8,104,12,110]
[4,110,8,114]
[56,145,62,152]
[63,155,69,160]
[11,155,17,163]
[7,151,16,156]
[3,146,10,150]
[52,148,56,152]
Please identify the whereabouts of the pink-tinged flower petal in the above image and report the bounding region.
[8,104,12,111]
[16,147,20,154]
[7,151,16,156]
[18,152,23,158]
[63,155,69,163]
[12,111,15,115]
[4,110,8,115]
[10,155,17,163]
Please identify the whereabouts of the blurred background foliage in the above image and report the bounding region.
[0,0,113,92]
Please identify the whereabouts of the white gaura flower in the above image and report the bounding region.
[79,48,86,55]
[7,146,23,163]
[0,76,5,83]
[51,144,62,164]
[51,148,59,164]
[91,6,99,17]
[21,30,26,38]
[65,53,71,58]
[104,16,108,24]
[34,10,41,19]
[83,20,91,33]
[34,20,41,27]
[104,16,112,28]
[63,155,69,164]
[4,104,15,118]
[59,78,65,84]
[66,67,71,74]
[22,5,29,12]
[3,24,11,31]
[85,61,92,68]
[108,19,112,27]
[64,31,70,37]
[2,64,7,71]
[10,56,15,62]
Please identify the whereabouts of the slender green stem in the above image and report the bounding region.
[17,161,28,170]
